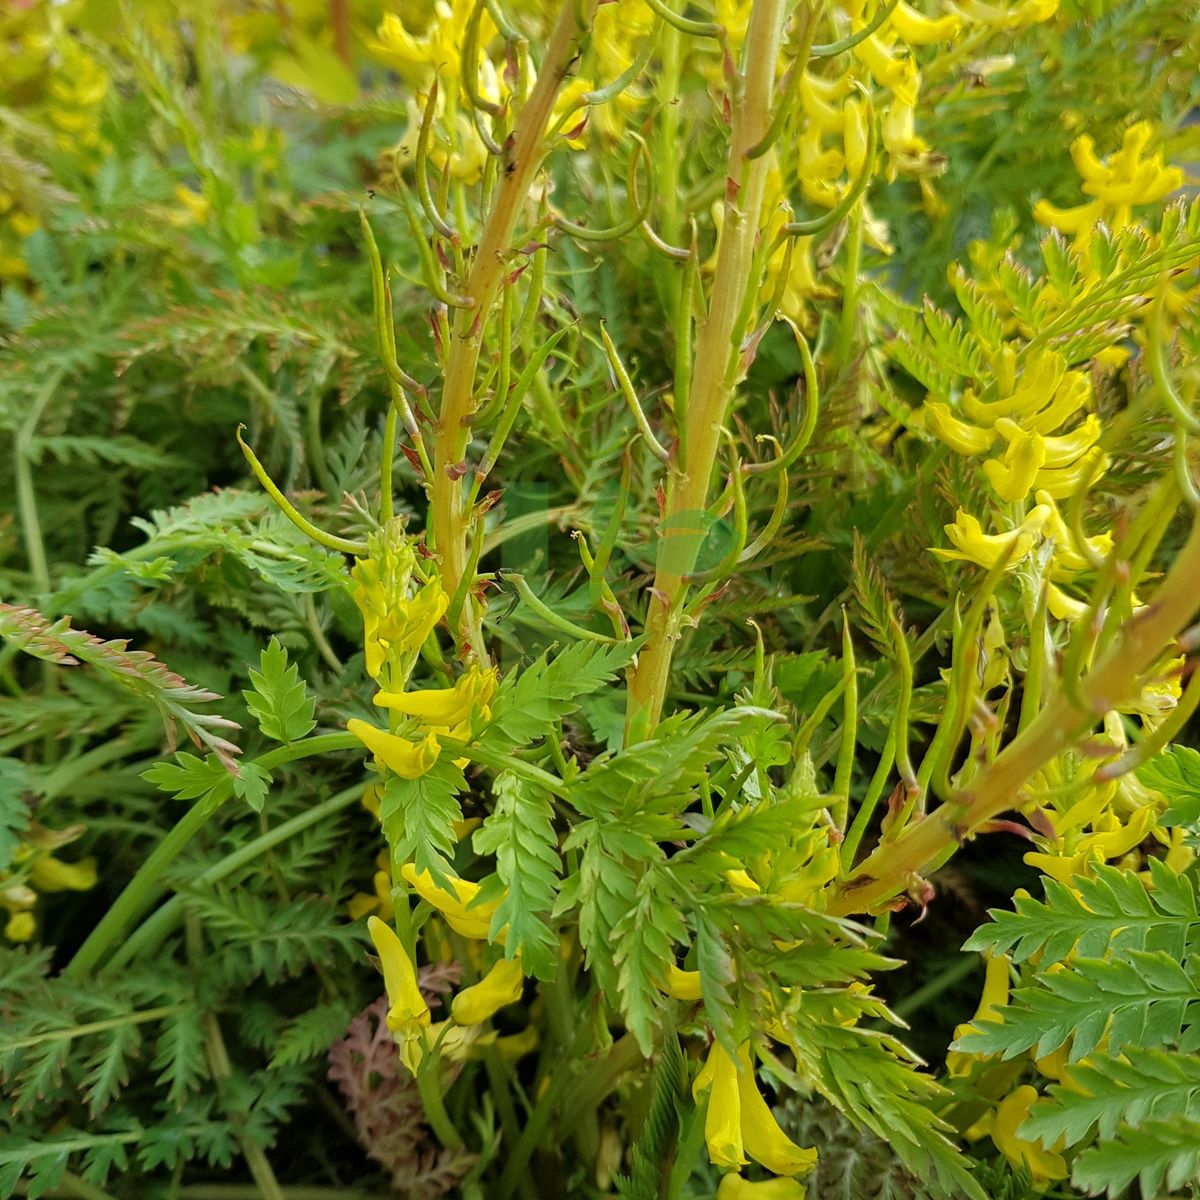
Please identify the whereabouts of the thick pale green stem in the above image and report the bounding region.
[627,0,791,731]
[431,1,597,659]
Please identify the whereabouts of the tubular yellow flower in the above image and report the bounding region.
[994,413,1100,469]
[933,506,1049,569]
[981,430,1047,502]
[853,35,920,107]
[923,402,996,456]
[367,915,430,1074]
[888,1,961,43]
[451,956,525,1025]
[1046,583,1088,623]
[663,963,704,1001]
[348,719,442,780]
[947,952,1010,1076]
[735,1046,817,1176]
[28,855,98,893]
[1028,371,1092,435]
[717,1175,807,1200]
[400,863,499,940]
[1032,446,1110,500]
[374,663,498,727]
[799,72,846,135]
[4,910,35,942]
[693,1041,748,1170]
[991,1085,1067,1185]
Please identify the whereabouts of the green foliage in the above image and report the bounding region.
[963,860,1200,963]
[243,637,316,745]
[379,757,468,888]
[955,950,1200,1063]
[614,1030,684,1200]
[472,773,561,981]
[1139,744,1200,826]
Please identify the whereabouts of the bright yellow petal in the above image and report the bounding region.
[451,956,525,1025]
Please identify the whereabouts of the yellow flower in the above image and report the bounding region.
[694,1041,748,1171]
[451,956,525,1025]
[947,952,1010,1076]
[374,664,498,729]
[923,402,996,456]
[990,1085,1067,1185]
[981,428,1046,502]
[368,1,495,84]
[694,1042,816,1177]
[1035,122,1184,247]
[888,1,961,43]
[717,1175,807,1200]
[367,915,431,1073]
[932,506,1049,570]
[28,855,98,892]
[347,851,394,921]
[349,719,442,780]
[736,1045,817,1176]
[662,963,704,1001]
[4,910,35,942]
[401,863,499,940]
[951,0,1059,27]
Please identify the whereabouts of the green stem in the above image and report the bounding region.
[68,732,359,975]
[108,783,361,968]
[0,1004,187,1053]
[836,200,864,366]
[14,367,64,598]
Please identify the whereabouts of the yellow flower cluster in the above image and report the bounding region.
[366,887,530,1075]
[2,825,98,942]
[923,343,1118,618]
[774,0,1059,317]
[1035,122,1184,252]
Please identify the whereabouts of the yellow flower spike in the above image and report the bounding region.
[693,1041,748,1170]
[982,430,1047,502]
[735,1046,818,1176]
[991,1086,1067,1185]
[888,0,961,43]
[995,414,1100,469]
[27,855,98,893]
[663,964,704,1001]
[718,1174,808,1200]
[348,720,442,780]
[374,664,498,727]
[367,915,431,1074]
[1033,446,1110,500]
[400,863,499,940]
[451,956,525,1025]
[923,402,996,456]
